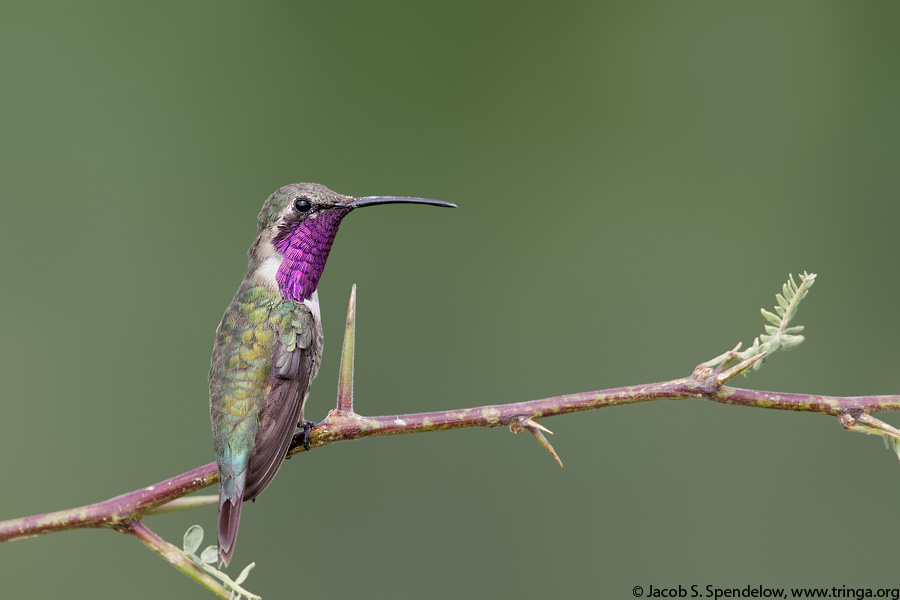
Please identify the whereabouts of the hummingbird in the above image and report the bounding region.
[209,182,455,567]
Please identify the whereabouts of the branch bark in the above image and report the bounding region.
[3,369,900,545]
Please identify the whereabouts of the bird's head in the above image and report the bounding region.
[250,183,455,302]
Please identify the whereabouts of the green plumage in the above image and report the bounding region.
[211,283,270,477]
[209,279,316,484]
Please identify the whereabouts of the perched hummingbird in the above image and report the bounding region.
[209,183,455,566]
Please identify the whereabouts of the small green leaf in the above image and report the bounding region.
[235,562,256,585]
[183,525,204,555]
[760,308,781,326]
[780,334,805,349]
[884,437,900,461]
[200,545,218,564]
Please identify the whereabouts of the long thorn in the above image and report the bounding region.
[509,416,563,468]
[716,351,767,386]
[336,284,357,413]
[843,412,900,439]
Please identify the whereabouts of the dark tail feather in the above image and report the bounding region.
[218,473,246,568]
[218,497,242,567]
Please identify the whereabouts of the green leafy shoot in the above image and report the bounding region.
[182,525,260,600]
[705,272,816,372]
[756,271,816,356]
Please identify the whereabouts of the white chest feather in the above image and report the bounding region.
[252,256,281,292]
[303,290,322,324]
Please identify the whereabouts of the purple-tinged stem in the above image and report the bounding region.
[0,464,216,542]
[123,520,234,599]
[709,386,900,414]
[4,380,900,545]
[295,379,900,454]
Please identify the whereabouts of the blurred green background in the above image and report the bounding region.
[2,1,900,598]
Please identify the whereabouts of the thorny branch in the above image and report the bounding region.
[3,275,900,598]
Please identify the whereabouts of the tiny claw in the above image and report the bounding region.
[509,416,563,468]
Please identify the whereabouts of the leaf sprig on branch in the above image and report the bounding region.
[704,271,816,372]
[182,525,259,600]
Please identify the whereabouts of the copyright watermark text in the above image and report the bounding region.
[631,585,900,600]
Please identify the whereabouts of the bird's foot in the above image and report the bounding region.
[297,420,316,450]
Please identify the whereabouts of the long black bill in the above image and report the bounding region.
[340,196,457,209]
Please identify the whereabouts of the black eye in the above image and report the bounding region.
[293,197,313,213]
